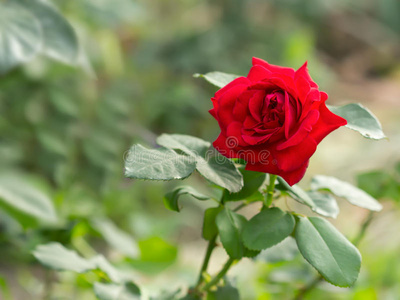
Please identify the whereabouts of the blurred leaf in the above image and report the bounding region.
[164,186,210,212]
[33,242,94,273]
[256,237,299,263]
[206,282,240,300]
[224,167,266,202]
[202,206,223,241]
[16,0,79,64]
[0,173,57,224]
[353,287,378,300]
[33,242,125,282]
[328,103,386,140]
[91,217,139,258]
[194,72,240,89]
[311,175,382,211]
[357,171,400,201]
[276,177,315,208]
[150,289,181,300]
[124,144,196,181]
[0,3,42,74]
[242,207,295,251]
[157,134,243,193]
[131,237,178,274]
[216,207,247,259]
[94,282,140,300]
[307,191,340,219]
[295,216,361,287]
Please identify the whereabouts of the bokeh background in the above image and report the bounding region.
[0,0,399,299]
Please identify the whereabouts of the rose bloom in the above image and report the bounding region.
[210,58,347,185]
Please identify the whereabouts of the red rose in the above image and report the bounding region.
[210,58,347,185]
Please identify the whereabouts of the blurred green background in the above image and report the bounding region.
[0,0,399,299]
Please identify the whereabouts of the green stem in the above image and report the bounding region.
[202,257,236,292]
[293,211,376,299]
[294,276,322,300]
[353,211,374,247]
[196,236,217,287]
[264,174,277,207]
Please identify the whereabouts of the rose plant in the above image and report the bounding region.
[34,58,386,299]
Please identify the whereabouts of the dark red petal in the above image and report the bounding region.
[295,61,318,88]
[295,75,312,103]
[217,84,247,129]
[277,109,320,150]
[213,133,238,158]
[248,90,265,122]
[247,65,272,82]
[252,57,295,77]
[284,91,297,139]
[214,77,250,98]
[227,122,248,146]
[278,161,309,186]
[271,135,317,172]
[244,154,309,186]
[310,101,347,144]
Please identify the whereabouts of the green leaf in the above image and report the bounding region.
[124,144,196,181]
[196,155,243,193]
[224,167,266,202]
[307,191,340,219]
[130,237,178,274]
[357,171,400,201]
[33,242,95,273]
[311,175,382,211]
[276,176,315,208]
[16,0,79,64]
[215,207,247,259]
[157,134,211,157]
[242,207,295,251]
[91,217,139,258]
[33,242,125,282]
[202,206,223,241]
[193,72,240,89]
[295,216,361,287]
[328,103,386,140]
[164,186,210,212]
[0,173,57,224]
[94,282,140,300]
[157,134,243,193]
[256,237,299,263]
[0,3,42,74]
[206,282,240,300]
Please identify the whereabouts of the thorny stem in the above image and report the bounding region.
[265,174,277,207]
[202,257,236,292]
[293,211,376,299]
[196,235,217,287]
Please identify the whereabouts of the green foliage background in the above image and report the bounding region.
[0,0,399,299]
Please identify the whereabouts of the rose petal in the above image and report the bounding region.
[272,135,317,172]
[247,65,272,82]
[310,101,347,144]
[245,154,309,186]
[214,77,250,98]
[217,84,248,130]
[252,57,295,77]
[248,90,265,122]
[295,62,318,88]
[284,91,297,139]
[277,109,320,150]
[227,122,248,146]
[213,133,238,158]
